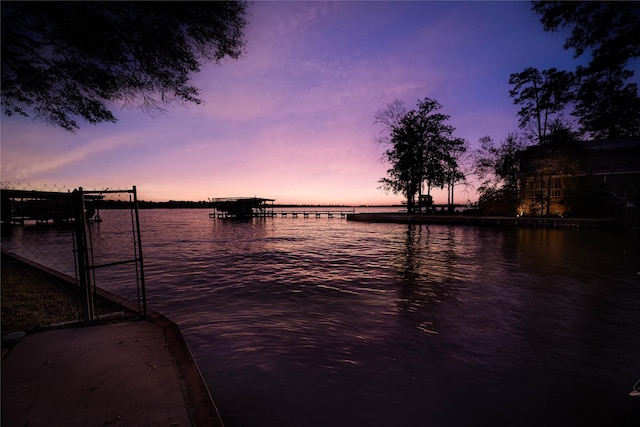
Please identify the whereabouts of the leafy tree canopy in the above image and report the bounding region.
[1,1,248,131]
[573,63,640,139]
[508,67,575,144]
[375,98,465,212]
[521,2,640,140]
[532,1,639,69]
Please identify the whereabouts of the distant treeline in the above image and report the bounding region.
[94,200,212,209]
[93,200,400,209]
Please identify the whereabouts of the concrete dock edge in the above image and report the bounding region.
[147,311,225,427]
[1,251,225,427]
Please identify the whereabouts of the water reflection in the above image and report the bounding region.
[4,210,639,426]
[383,224,640,426]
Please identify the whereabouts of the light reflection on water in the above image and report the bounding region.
[5,209,640,425]
[135,210,640,426]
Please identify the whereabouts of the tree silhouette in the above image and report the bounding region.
[1,1,247,131]
[473,133,528,208]
[573,64,640,139]
[508,67,575,144]
[532,1,639,69]
[376,98,465,212]
[531,1,640,139]
[444,138,470,210]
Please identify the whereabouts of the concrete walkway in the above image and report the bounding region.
[1,314,224,427]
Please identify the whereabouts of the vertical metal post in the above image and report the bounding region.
[72,187,95,323]
[132,186,147,318]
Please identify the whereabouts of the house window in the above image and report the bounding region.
[550,178,562,197]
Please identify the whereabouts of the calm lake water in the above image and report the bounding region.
[5,208,640,425]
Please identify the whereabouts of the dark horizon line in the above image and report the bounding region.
[106,200,405,209]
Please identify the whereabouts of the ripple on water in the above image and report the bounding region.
[5,210,640,426]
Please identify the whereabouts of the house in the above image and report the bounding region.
[517,137,640,217]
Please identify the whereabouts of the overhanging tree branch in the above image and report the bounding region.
[1,1,248,132]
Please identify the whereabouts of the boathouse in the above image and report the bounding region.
[208,197,275,219]
[0,189,104,225]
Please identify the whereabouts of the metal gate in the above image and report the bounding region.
[73,187,146,322]
[1,185,146,323]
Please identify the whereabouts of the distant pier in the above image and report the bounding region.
[208,197,354,219]
[267,209,354,218]
[209,208,355,219]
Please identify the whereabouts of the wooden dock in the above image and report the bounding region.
[210,209,355,219]
[273,210,354,218]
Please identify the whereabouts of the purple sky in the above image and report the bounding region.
[1,1,592,205]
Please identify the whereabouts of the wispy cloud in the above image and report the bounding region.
[2,131,141,181]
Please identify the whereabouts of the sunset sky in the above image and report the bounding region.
[0,1,599,205]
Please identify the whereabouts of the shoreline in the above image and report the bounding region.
[346,213,621,229]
